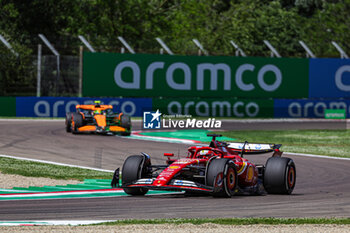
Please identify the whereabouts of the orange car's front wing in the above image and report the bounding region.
[77,125,127,133]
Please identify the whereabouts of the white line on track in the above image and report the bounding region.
[0,190,183,200]
[0,189,42,193]
[0,154,114,173]
[0,220,115,226]
[125,132,199,144]
[284,152,350,161]
[0,189,125,198]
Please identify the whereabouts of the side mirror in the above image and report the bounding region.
[164,153,174,157]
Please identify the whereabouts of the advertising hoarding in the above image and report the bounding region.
[309,58,350,98]
[16,97,152,117]
[83,53,309,98]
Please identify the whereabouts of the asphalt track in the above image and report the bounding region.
[0,119,349,220]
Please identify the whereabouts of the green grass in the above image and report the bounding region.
[216,129,350,158]
[92,218,350,225]
[0,157,112,181]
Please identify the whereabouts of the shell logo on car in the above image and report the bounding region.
[246,165,254,182]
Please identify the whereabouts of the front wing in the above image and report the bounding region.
[123,178,214,193]
[76,125,128,134]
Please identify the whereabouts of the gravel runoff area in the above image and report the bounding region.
[0,224,350,233]
[0,172,81,189]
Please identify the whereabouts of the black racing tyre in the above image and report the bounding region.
[120,115,131,130]
[65,112,72,132]
[264,157,296,194]
[122,155,149,196]
[206,158,237,197]
[121,131,131,136]
[71,112,84,133]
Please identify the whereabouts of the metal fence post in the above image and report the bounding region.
[263,40,281,58]
[230,40,246,57]
[36,44,42,97]
[38,34,60,96]
[192,39,208,56]
[299,41,316,58]
[155,37,174,55]
[78,35,96,52]
[0,34,18,56]
[56,55,60,96]
[117,37,135,54]
[79,45,83,97]
[331,41,349,59]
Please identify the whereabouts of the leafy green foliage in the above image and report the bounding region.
[0,0,349,95]
[1,0,348,56]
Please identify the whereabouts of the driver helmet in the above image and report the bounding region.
[94,100,101,107]
[94,110,101,114]
[199,150,214,158]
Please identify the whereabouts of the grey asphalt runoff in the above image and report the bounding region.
[0,119,349,220]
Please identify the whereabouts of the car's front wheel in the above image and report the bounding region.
[206,158,237,197]
[71,113,84,134]
[65,112,72,132]
[122,155,150,196]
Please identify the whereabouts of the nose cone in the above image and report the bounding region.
[94,115,107,127]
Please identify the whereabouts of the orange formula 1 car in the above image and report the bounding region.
[65,101,131,135]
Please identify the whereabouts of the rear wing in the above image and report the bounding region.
[76,105,113,111]
[228,142,282,157]
[206,134,282,157]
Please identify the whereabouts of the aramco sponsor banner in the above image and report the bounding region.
[83,52,309,98]
[16,97,152,117]
[274,99,350,118]
[309,58,350,98]
[153,98,274,118]
[4,97,350,118]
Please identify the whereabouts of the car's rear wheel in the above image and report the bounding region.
[121,131,131,136]
[65,112,72,132]
[263,157,296,194]
[71,113,84,134]
[120,115,131,130]
[206,158,237,197]
[122,155,150,196]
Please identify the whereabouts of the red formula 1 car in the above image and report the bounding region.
[65,101,131,135]
[111,134,296,197]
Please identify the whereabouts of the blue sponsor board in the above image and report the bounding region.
[309,58,350,98]
[16,97,152,117]
[274,99,350,118]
